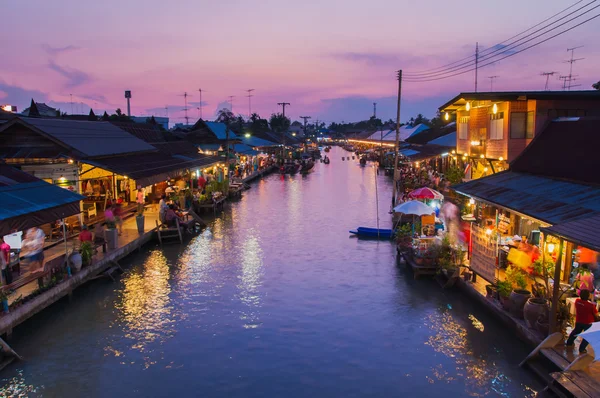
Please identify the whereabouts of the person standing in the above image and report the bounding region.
[158,194,168,224]
[79,225,93,243]
[0,237,11,284]
[576,264,596,296]
[566,289,599,353]
[23,227,45,273]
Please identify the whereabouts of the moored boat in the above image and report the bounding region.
[349,227,394,239]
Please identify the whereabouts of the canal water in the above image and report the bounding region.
[2,147,542,397]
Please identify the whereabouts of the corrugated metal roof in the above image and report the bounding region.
[400,149,420,157]
[233,143,259,156]
[427,132,456,147]
[205,122,238,140]
[453,171,600,225]
[85,152,217,187]
[3,118,156,158]
[241,136,277,147]
[541,214,600,252]
[0,165,84,227]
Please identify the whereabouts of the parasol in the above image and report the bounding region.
[408,187,444,200]
[579,322,600,360]
[393,200,435,216]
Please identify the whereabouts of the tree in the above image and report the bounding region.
[291,120,302,127]
[269,112,291,133]
[593,81,600,90]
[249,113,270,135]
[115,108,123,117]
[216,108,235,125]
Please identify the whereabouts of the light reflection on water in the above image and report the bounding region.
[1,148,544,397]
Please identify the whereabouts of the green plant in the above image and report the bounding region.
[0,290,8,302]
[446,165,465,185]
[506,265,528,290]
[80,241,93,266]
[105,220,116,229]
[497,280,513,298]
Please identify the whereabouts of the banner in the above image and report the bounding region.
[470,224,498,283]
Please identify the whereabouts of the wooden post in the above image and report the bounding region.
[175,218,183,243]
[549,238,564,334]
[155,220,162,245]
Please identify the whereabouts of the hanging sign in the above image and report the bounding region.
[470,224,498,283]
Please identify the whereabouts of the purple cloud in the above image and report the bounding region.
[47,60,91,88]
[41,43,81,56]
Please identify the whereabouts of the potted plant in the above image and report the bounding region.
[506,265,531,319]
[69,249,83,273]
[0,290,9,313]
[395,224,413,254]
[497,280,512,311]
[135,211,145,234]
[104,220,118,250]
[79,241,93,268]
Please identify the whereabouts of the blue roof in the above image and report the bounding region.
[233,143,260,156]
[400,149,419,157]
[205,122,238,140]
[453,171,600,225]
[241,136,277,147]
[427,132,456,147]
[0,165,84,234]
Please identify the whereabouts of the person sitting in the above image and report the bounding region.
[566,289,599,353]
[79,225,93,243]
[165,204,182,228]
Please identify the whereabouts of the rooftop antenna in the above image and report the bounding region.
[70,94,73,115]
[165,106,168,118]
[228,96,235,112]
[565,46,584,91]
[373,102,377,118]
[487,76,499,91]
[179,92,190,125]
[198,89,205,119]
[541,72,558,90]
[246,89,255,119]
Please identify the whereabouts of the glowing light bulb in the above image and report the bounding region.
[466,102,471,111]
[445,112,449,121]
[493,103,498,114]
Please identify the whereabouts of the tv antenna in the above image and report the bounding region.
[565,46,584,91]
[541,72,558,90]
[228,96,235,112]
[178,92,190,125]
[246,89,255,118]
[198,89,205,119]
[488,76,499,91]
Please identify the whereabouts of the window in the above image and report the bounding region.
[489,112,504,140]
[458,116,469,140]
[511,111,534,138]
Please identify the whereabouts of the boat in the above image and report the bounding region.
[323,156,330,164]
[359,157,367,166]
[349,227,394,239]
[300,160,315,173]
[324,147,330,153]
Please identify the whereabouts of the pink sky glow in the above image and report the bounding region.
[2,0,599,125]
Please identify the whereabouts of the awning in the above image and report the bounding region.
[541,214,600,252]
[0,165,84,235]
[453,171,600,225]
[85,152,218,187]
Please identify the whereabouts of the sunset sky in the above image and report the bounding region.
[2,0,599,126]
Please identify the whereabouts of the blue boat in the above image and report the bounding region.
[349,227,394,239]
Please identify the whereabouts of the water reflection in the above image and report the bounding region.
[108,250,175,368]
[237,232,264,329]
[425,309,537,397]
[0,370,40,397]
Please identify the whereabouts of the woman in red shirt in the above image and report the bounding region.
[566,289,598,353]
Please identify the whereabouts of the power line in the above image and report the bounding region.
[402,10,600,83]
[403,0,598,80]
[405,0,587,75]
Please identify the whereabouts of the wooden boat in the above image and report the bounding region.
[324,147,330,153]
[301,161,315,173]
[349,227,394,239]
[323,156,330,164]
[359,157,367,166]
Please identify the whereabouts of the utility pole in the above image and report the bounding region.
[228,96,235,112]
[475,42,479,92]
[541,72,557,91]
[165,106,168,118]
[373,102,377,118]
[246,89,255,119]
[278,102,290,160]
[391,70,402,208]
[565,46,584,91]
[488,76,499,92]
[300,115,311,151]
[70,94,73,115]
